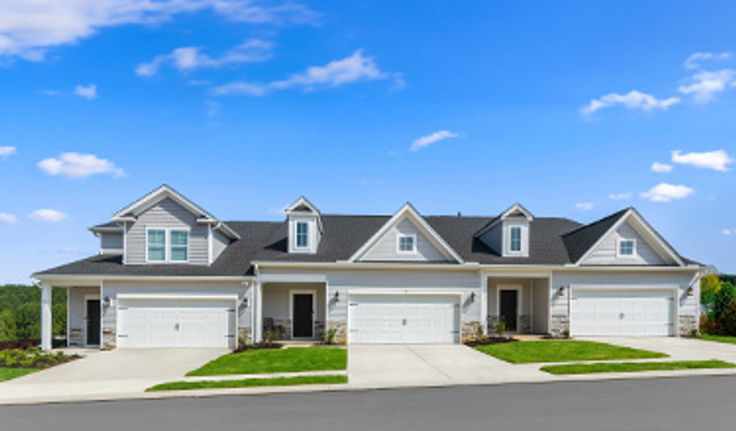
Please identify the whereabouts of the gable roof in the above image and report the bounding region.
[111,184,240,240]
[475,203,534,237]
[347,203,464,263]
[286,196,320,215]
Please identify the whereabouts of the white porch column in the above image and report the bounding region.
[480,272,488,334]
[254,281,263,343]
[40,283,53,351]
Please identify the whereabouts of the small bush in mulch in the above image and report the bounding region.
[0,339,67,350]
[464,336,518,347]
[0,347,80,369]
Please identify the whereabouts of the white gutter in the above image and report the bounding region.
[32,274,255,282]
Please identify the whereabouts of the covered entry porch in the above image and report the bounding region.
[483,273,551,335]
[255,280,327,342]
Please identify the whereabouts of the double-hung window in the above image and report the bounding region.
[296,222,309,248]
[147,228,189,263]
[170,230,189,262]
[147,229,166,262]
[509,226,522,252]
[397,234,416,253]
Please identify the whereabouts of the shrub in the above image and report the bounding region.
[713,282,736,321]
[720,298,736,336]
[494,317,506,337]
[701,313,723,335]
[323,327,338,345]
[0,347,79,369]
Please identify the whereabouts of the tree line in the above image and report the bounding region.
[0,285,66,342]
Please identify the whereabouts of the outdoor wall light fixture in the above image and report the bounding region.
[241,297,249,308]
[470,292,476,302]
[334,291,340,302]
[102,296,112,308]
[557,286,566,296]
[686,286,694,296]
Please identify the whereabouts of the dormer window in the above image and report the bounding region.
[397,234,416,254]
[296,222,309,248]
[146,228,189,263]
[617,239,636,257]
[510,227,522,252]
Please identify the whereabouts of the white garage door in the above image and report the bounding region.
[349,295,460,344]
[117,298,236,348]
[571,289,675,337]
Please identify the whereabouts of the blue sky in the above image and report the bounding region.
[1,1,735,283]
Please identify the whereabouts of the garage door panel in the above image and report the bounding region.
[349,295,460,344]
[118,299,235,348]
[571,289,674,337]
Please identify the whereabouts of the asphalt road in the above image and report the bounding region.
[2,376,734,431]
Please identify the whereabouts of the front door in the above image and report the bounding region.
[86,299,101,345]
[292,294,314,338]
[499,290,518,332]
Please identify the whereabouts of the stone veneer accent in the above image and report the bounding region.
[462,320,482,342]
[68,327,83,346]
[264,318,291,340]
[679,315,698,336]
[238,327,252,345]
[102,326,116,349]
[486,315,531,334]
[550,315,569,337]
[327,320,347,344]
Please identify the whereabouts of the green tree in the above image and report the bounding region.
[701,274,723,312]
[713,282,736,321]
[0,309,17,341]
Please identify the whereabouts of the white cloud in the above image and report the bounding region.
[722,229,733,235]
[684,52,732,70]
[581,90,680,115]
[74,84,97,100]
[0,0,316,61]
[609,192,633,200]
[575,202,594,211]
[671,149,734,172]
[38,152,125,178]
[410,130,459,152]
[136,39,273,77]
[0,146,16,157]
[677,69,736,103]
[641,183,695,202]
[29,209,67,223]
[651,162,673,173]
[0,212,17,224]
[210,50,402,96]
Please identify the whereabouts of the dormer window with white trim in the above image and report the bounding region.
[397,234,416,254]
[617,238,636,257]
[296,222,309,248]
[510,227,522,252]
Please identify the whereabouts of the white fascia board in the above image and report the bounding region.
[112,185,216,221]
[32,274,255,285]
[88,226,123,233]
[347,202,464,263]
[286,196,320,215]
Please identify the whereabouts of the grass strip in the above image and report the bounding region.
[0,368,39,382]
[147,374,348,392]
[541,360,736,375]
[475,340,667,364]
[187,347,347,376]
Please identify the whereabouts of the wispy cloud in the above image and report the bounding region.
[671,149,734,172]
[210,50,402,96]
[0,0,317,61]
[723,228,733,236]
[575,202,594,211]
[0,146,16,158]
[74,84,97,100]
[410,130,459,152]
[609,192,633,200]
[0,212,17,224]
[136,39,273,77]
[38,153,125,178]
[684,52,732,70]
[29,209,67,223]
[677,69,736,103]
[641,183,695,202]
[650,162,673,173]
[581,90,679,115]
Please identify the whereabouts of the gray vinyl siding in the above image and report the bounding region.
[124,197,209,265]
[212,230,229,262]
[361,218,449,262]
[100,233,123,254]
[101,280,250,341]
[550,270,699,319]
[582,221,666,265]
[531,279,549,333]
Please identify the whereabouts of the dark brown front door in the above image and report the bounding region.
[499,290,518,332]
[86,299,101,345]
[292,294,313,338]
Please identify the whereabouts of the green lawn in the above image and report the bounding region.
[541,360,736,375]
[0,367,39,382]
[187,347,347,376]
[147,374,348,391]
[475,340,667,363]
[701,334,736,344]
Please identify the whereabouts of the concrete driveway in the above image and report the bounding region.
[348,344,550,388]
[0,348,226,404]
[581,336,736,362]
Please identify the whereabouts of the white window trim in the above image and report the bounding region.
[509,226,522,253]
[495,284,522,334]
[616,238,637,258]
[145,227,190,264]
[295,221,310,249]
[396,233,417,254]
